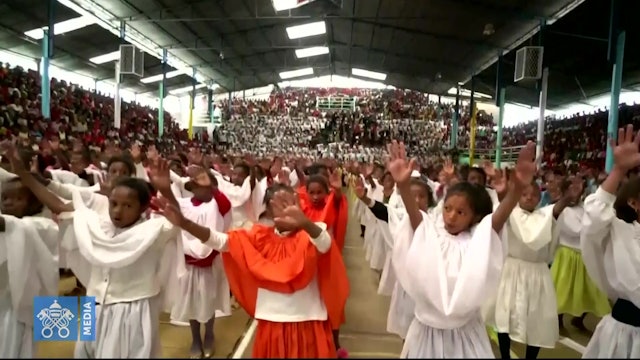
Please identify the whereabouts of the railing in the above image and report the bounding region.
[458,145,525,166]
[316,96,357,111]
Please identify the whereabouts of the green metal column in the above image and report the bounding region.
[495,88,506,168]
[494,54,504,168]
[605,0,625,173]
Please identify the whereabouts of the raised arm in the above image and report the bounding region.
[386,141,421,230]
[491,141,537,233]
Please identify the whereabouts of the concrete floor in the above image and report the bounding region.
[39,236,595,359]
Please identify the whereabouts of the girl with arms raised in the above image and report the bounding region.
[388,140,537,358]
[155,184,349,358]
[580,125,640,358]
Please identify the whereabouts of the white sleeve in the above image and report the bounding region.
[309,222,331,254]
[205,229,229,252]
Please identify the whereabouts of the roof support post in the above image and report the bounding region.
[536,19,548,166]
[451,84,460,149]
[158,48,167,137]
[494,54,505,168]
[114,21,126,129]
[41,0,55,119]
[188,67,197,140]
[469,76,477,166]
[208,88,214,124]
[605,0,625,173]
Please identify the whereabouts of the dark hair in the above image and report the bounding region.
[112,177,152,208]
[614,177,640,223]
[468,167,487,186]
[184,171,218,192]
[107,155,136,176]
[305,163,328,176]
[306,174,329,192]
[5,177,44,216]
[234,162,251,177]
[263,183,294,206]
[445,182,493,223]
[410,178,435,208]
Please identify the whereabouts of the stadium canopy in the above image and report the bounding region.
[0,0,582,101]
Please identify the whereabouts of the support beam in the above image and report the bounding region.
[605,0,625,173]
[114,21,125,129]
[41,0,55,119]
[451,84,460,149]
[495,88,506,168]
[537,68,549,165]
[188,67,197,140]
[158,48,167,137]
[494,53,505,168]
[605,31,625,173]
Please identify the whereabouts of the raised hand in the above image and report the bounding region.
[512,141,537,187]
[152,196,185,226]
[492,169,508,195]
[149,158,172,191]
[328,168,343,190]
[277,169,291,186]
[386,140,415,185]
[146,145,159,162]
[482,159,496,178]
[567,176,585,202]
[354,176,367,199]
[613,124,640,171]
[1,141,26,174]
[97,176,113,196]
[271,190,308,230]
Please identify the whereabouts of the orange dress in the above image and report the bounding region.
[297,187,349,330]
[297,187,348,251]
[222,224,349,358]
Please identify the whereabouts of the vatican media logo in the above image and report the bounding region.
[33,296,96,342]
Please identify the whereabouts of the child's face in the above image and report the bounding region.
[108,161,131,182]
[410,183,430,212]
[467,170,485,187]
[108,186,144,228]
[442,194,475,235]
[519,184,541,212]
[307,181,328,208]
[1,181,32,217]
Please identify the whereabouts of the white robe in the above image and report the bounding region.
[65,188,183,358]
[393,210,504,358]
[363,181,386,271]
[0,216,58,358]
[493,205,559,348]
[170,197,231,323]
[384,206,416,339]
[581,187,640,358]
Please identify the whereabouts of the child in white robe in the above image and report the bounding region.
[216,162,260,229]
[580,125,640,358]
[387,140,537,358]
[355,176,434,340]
[0,178,59,358]
[493,180,571,359]
[171,169,232,358]
[11,153,187,358]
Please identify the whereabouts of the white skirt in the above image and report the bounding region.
[494,257,559,348]
[364,225,385,271]
[387,281,415,339]
[402,316,494,358]
[0,293,31,358]
[74,295,162,358]
[378,253,396,296]
[171,258,231,323]
[583,315,640,358]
